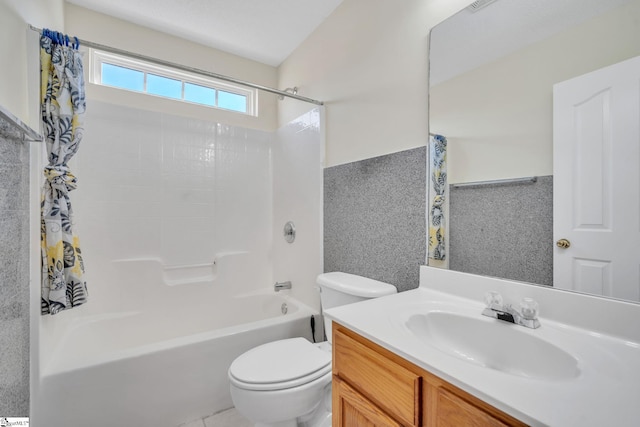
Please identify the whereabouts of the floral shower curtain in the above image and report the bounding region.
[428,134,447,261]
[40,31,88,315]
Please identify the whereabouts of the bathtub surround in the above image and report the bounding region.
[324,146,426,292]
[272,108,324,309]
[0,115,31,416]
[65,101,321,310]
[449,175,553,286]
[35,101,323,426]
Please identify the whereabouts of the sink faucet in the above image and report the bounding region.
[482,291,540,329]
[274,281,292,292]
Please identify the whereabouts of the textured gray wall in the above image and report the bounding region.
[324,147,426,292]
[449,175,553,286]
[0,117,30,416]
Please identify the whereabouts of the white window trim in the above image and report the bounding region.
[88,49,257,116]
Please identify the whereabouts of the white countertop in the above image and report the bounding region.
[324,267,640,427]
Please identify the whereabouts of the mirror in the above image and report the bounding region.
[428,0,640,302]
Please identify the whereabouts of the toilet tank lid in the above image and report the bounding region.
[317,272,397,297]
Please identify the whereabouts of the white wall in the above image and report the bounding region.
[430,1,640,184]
[0,5,29,124]
[278,0,471,167]
[0,0,63,126]
[3,0,64,27]
[64,3,279,132]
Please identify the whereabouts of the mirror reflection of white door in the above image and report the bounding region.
[553,55,640,301]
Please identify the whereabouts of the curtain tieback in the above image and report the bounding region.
[44,165,78,193]
[432,194,445,207]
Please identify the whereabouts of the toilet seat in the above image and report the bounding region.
[229,338,331,391]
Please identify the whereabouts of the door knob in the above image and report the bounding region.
[556,239,571,249]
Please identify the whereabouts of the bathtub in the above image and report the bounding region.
[35,291,318,427]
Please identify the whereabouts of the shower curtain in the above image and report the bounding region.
[428,134,447,261]
[40,31,88,315]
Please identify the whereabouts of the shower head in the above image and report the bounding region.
[467,0,498,12]
[278,87,298,100]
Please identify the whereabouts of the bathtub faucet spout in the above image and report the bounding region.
[274,281,292,292]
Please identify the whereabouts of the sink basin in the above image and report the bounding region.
[406,311,580,380]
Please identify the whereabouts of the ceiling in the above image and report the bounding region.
[66,0,344,67]
[430,0,633,86]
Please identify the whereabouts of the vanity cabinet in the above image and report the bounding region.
[332,323,528,427]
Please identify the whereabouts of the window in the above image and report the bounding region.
[90,50,256,115]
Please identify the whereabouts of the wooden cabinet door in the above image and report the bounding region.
[333,325,421,426]
[424,378,523,427]
[434,388,509,427]
[333,376,402,427]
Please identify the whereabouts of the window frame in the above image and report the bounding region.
[89,49,257,116]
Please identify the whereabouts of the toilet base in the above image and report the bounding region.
[255,422,297,427]
[237,380,332,427]
[252,413,330,427]
[299,412,331,427]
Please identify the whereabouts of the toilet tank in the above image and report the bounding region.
[317,272,396,343]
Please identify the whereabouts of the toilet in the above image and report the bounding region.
[228,272,397,427]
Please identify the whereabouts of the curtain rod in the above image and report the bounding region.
[0,103,42,141]
[451,176,538,189]
[28,24,324,106]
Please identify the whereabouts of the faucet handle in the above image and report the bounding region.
[484,291,503,309]
[520,298,539,320]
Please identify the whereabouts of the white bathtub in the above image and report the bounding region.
[35,292,318,427]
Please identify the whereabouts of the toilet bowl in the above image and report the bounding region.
[228,272,397,427]
[229,338,332,427]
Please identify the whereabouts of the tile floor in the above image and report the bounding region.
[178,408,253,427]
